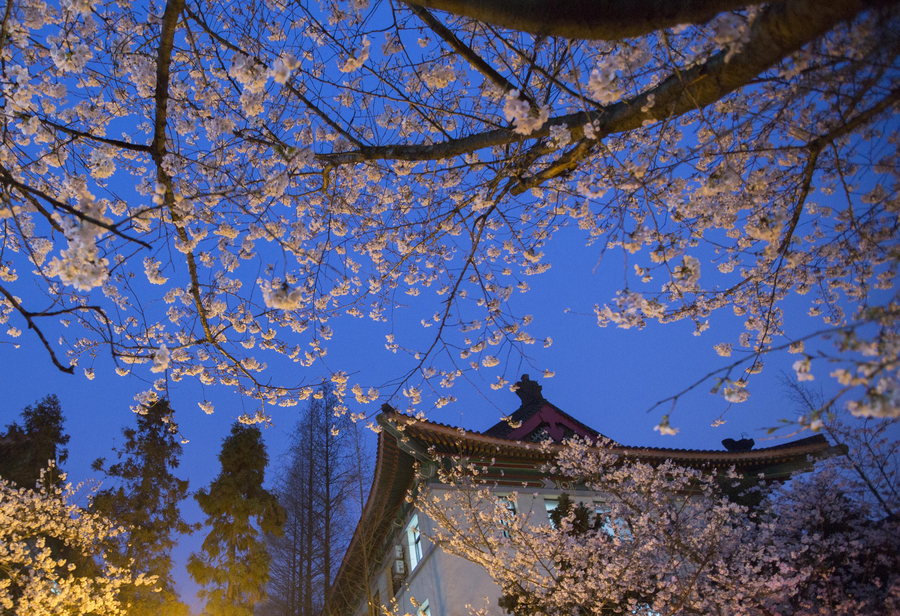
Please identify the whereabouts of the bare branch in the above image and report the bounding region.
[0,284,74,374]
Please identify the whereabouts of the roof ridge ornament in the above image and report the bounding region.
[515,374,544,405]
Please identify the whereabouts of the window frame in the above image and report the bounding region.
[406,514,424,569]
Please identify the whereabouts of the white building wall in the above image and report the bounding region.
[369,488,601,616]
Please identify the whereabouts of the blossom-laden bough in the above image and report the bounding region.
[0,0,897,428]
[416,427,900,616]
[0,468,155,616]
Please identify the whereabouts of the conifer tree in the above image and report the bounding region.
[0,394,69,488]
[189,422,286,616]
[91,399,197,616]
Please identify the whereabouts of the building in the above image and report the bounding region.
[329,375,840,616]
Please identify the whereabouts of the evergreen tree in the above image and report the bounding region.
[91,399,197,616]
[0,394,69,488]
[189,422,286,616]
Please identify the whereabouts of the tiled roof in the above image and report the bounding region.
[482,374,608,442]
[391,412,833,472]
[481,398,609,441]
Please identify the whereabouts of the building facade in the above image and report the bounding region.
[329,376,839,616]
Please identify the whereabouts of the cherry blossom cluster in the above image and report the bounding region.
[0,468,155,615]
[416,428,899,616]
[0,0,894,428]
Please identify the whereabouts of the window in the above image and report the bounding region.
[417,599,431,616]
[498,495,517,537]
[594,500,630,539]
[406,514,423,569]
[544,496,559,528]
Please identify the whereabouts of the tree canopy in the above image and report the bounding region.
[0,0,897,426]
[0,394,69,488]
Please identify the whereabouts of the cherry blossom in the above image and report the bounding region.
[416,425,900,616]
[0,0,894,428]
[0,468,155,615]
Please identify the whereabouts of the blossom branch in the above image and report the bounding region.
[327,0,896,178]
[0,284,74,374]
[407,4,527,102]
[151,0,264,399]
[644,322,878,416]
[0,164,149,247]
[35,116,154,153]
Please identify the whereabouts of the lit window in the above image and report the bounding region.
[406,514,423,569]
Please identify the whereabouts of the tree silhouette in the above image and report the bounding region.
[0,394,69,488]
[189,422,286,616]
[92,399,197,616]
[262,385,364,616]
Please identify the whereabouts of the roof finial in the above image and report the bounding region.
[515,374,543,405]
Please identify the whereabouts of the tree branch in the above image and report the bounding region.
[407,3,525,99]
[404,0,753,40]
[152,0,185,162]
[778,85,900,257]
[0,284,74,374]
[325,0,897,176]
[36,117,153,153]
[514,0,900,193]
[0,164,150,247]
[154,0,269,403]
[183,4,366,150]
